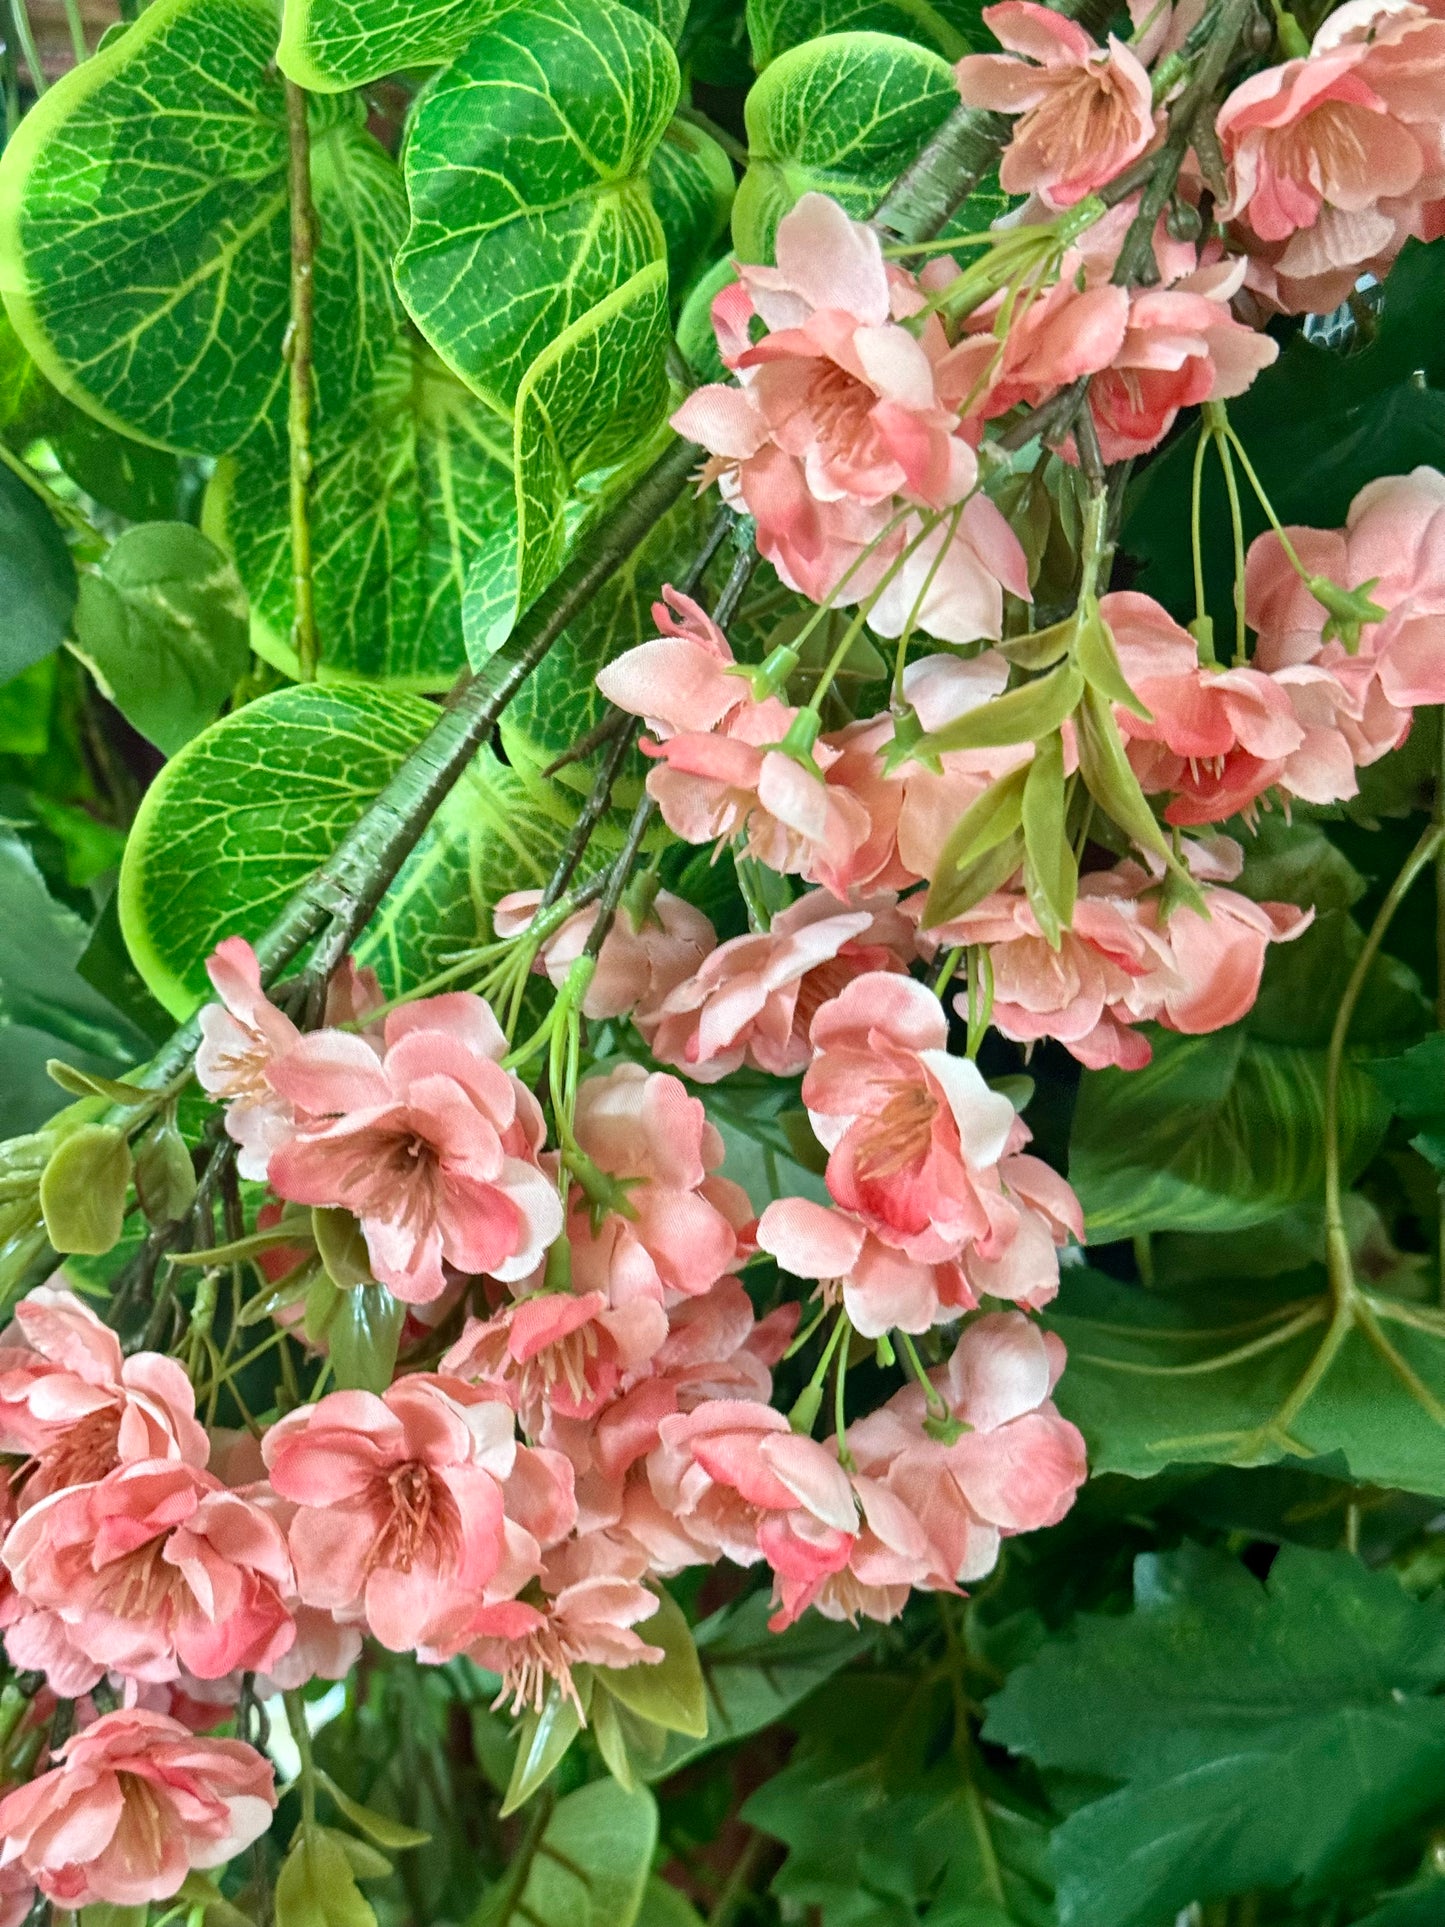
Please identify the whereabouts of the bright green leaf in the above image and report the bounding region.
[500,1680,586,1816]
[732,31,959,260]
[275,1822,378,1927]
[318,1770,431,1851]
[649,118,735,305]
[598,1587,708,1738]
[747,0,984,65]
[481,1778,657,1925]
[0,0,407,456]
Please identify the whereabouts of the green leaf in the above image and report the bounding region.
[0,0,407,456]
[648,118,735,306]
[1370,1030,1445,1168]
[280,0,496,89]
[314,1206,374,1291]
[501,1680,586,1816]
[71,523,249,756]
[275,1823,378,1927]
[318,1770,431,1850]
[746,0,984,65]
[634,1878,705,1927]
[985,1545,1445,1927]
[1068,1024,1390,1241]
[0,832,150,1134]
[117,682,571,1017]
[0,465,76,684]
[395,0,677,419]
[481,1778,658,1926]
[327,1283,406,1393]
[914,660,1083,757]
[731,32,959,260]
[40,1121,132,1254]
[1071,683,1170,864]
[49,411,184,523]
[1020,729,1075,947]
[643,1588,868,1780]
[132,1119,198,1224]
[597,1587,708,1738]
[206,340,516,689]
[676,255,737,384]
[1044,1268,1445,1496]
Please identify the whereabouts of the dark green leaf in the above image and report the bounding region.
[0,462,76,682]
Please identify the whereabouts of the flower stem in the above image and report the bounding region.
[283,1690,317,1827]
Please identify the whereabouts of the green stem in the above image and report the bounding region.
[1324,821,1444,1304]
[0,438,92,535]
[8,0,43,94]
[1436,716,1445,1309]
[60,0,84,62]
[284,80,319,683]
[283,1691,317,1827]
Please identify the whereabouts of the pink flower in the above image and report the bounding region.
[2,1460,295,1683]
[261,1376,514,1652]
[195,937,300,1181]
[267,992,562,1303]
[493,884,716,1023]
[0,1864,31,1927]
[1248,468,1445,754]
[1123,867,1312,1034]
[0,1286,208,1503]
[1220,1,1445,311]
[800,973,1023,1267]
[954,2,1157,208]
[569,1064,753,1301]
[643,890,914,1082]
[1106,590,1308,823]
[0,1709,274,1907]
[671,194,1010,627]
[461,1533,665,1714]
[442,1290,667,1432]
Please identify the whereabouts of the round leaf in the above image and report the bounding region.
[746,0,983,64]
[72,523,250,755]
[40,1122,133,1254]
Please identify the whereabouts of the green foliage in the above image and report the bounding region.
[746,0,984,65]
[648,119,737,307]
[0,0,407,456]
[71,523,250,753]
[477,1779,658,1927]
[986,1546,1445,1927]
[0,465,75,681]
[732,32,959,258]
[1068,1025,1391,1241]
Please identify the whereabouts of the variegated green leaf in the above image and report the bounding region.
[649,117,736,306]
[746,0,984,66]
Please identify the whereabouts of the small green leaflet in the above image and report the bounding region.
[985,1545,1445,1927]
[1068,1023,1390,1240]
[207,341,516,688]
[71,523,250,755]
[0,0,406,456]
[732,30,959,259]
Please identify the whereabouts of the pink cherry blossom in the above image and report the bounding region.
[955,2,1157,208]
[261,1376,514,1652]
[642,890,915,1082]
[1247,467,1445,767]
[569,1063,753,1300]
[2,1460,295,1684]
[461,1533,664,1714]
[195,937,300,1181]
[266,992,562,1303]
[0,1709,275,1907]
[672,194,983,609]
[442,1290,667,1433]
[0,1285,208,1503]
[493,884,716,1023]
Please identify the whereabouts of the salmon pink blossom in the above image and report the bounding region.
[2,1460,295,1684]
[642,890,914,1082]
[954,2,1157,208]
[442,1290,668,1433]
[261,1376,514,1652]
[0,1709,275,1906]
[0,1285,207,1503]
[266,992,562,1303]
[493,884,715,1022]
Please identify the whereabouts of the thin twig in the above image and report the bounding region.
[284,79,320,682]
[7,0,43,94]
[538,717,641,912]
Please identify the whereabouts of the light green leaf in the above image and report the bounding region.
[0,0,407,456]
[133,1119,198,1224]
[207,341,515,689]
[116,682,571,1017]
[318,1770,430,1850]
[648,118,735,305]
[0,464,76,682]
[732,31,959,260]
[1044,1268,1445,1496]
[634,1878,705,1927]
[915,660,1083,756]
[985,1546,1445,1927]
[746,0,984,64]
[327,1283,406,1393]
[395,0,678,418]
[0,833,150,1134]
[500,1680,585,1816]
[1020,728,1075,947]
[481,1779,658,1926]
[598,1588,708,1739]
[1068,1024,1390,1241]
[275,1823,378,1927]
[921,765,1027,928]
[71,523,249,755]
[40,1122,132,1255]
